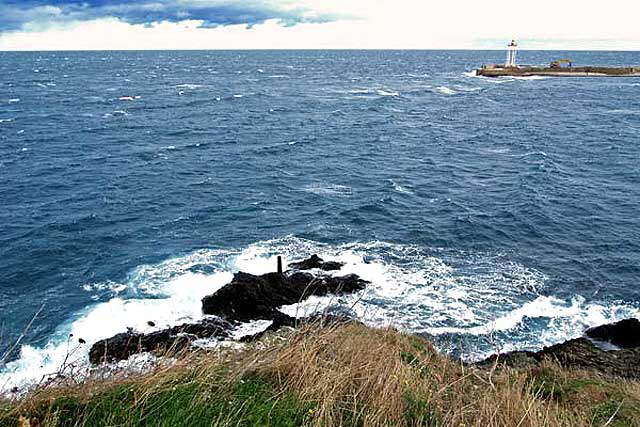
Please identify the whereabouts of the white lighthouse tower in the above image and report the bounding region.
[505,39,518,68]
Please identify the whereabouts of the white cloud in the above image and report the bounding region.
[1,0,639,50]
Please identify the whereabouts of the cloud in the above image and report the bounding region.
[0,0,340,32]
[1,0,639,50]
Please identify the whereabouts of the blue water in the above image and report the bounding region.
[1,50,640,388]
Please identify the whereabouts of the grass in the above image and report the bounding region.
[2,322,640,427]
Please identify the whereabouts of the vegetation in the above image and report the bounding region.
[2,322,640,427]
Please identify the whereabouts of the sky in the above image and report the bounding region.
[0,0,639,51]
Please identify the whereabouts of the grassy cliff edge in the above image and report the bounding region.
[2,322,640,427]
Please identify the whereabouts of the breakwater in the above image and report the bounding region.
[477,65,640,77]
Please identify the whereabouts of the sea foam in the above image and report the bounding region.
[1,237,638,393]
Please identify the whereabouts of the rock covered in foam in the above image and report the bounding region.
[585,318,640,349]
[89,256,366,365]
[201,270,368,322]
[288,254,344,271]
[89,317,232,364]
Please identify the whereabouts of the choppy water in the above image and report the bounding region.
[1,50,640,391]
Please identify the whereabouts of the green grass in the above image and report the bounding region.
[3,323,640,427]
[3,376,311,427]
[404,391,441,427]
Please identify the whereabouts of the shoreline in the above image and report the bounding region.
[3,318,640,426]
[1,255,639,425]
[3,256,639,391]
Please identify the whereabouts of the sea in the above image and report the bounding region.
[1,50,639,392]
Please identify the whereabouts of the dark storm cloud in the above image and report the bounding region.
[0,0,336,31]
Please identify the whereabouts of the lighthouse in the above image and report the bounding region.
[505,40,518,68]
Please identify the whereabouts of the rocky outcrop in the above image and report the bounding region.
[89,317,232,364]
[201,271,368,322]
[89,256,366,365]
[586,318,640,349]
[288,255,344,271]
[477,318,640,379]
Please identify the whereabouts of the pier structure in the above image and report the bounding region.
[505,39,518,68]
[476,40,640,77]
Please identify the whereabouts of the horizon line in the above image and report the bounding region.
[2,47,640,53]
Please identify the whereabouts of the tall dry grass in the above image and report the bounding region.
[246,321,640,427]
[3,321,640,427]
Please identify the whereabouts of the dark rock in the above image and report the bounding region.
[476,337,640,379]
[288,255,344,271]
[202,271,367,322]
[238,314,358,343]
[540,338,640,378]
[585,318,640,349]
[476,350,540,370]
[89,317,232,365]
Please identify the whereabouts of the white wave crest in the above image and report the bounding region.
[510,75,547,81]
[302,183,353,197]
[347,89,372,94]
[1,237,637,392]
[0,251,235,393]
[436,86,457,95]
[377,90,399,97]
[175,84,203,89]
[389,179,413,194]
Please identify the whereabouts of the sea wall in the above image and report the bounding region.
[477,66,640,77]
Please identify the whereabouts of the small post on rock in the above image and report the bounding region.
[277,256,283,274]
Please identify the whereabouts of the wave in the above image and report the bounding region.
[0,250,237,393]
[436,86,457,95]
[175,84,203,90]
[103,111,129,118]
[1,237,637,392]
[606,109,640,115]
[510,76,548,81]
[302,183,353,197]
[376,90,399,97]
[388,179,414,194]
[344,88,399,97]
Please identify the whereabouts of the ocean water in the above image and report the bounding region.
[1,50,640,391]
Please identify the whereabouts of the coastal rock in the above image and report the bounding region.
[238,314,358,343]
[89,317,232,364]
[585,318,640,349]
[477,320,640,379]
[288,254,344,271]
[201,271,368,322]
[537,338,640,378]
